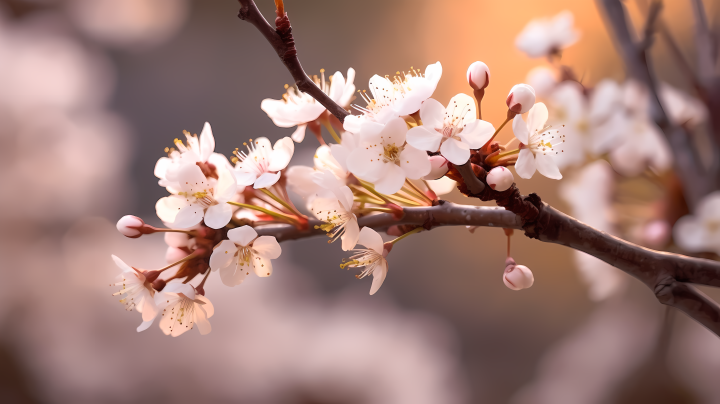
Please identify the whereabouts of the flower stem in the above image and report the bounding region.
[157,251,199,272]
[321,119,342,144]
[358,181,393,204]
[486,148,520,165]
[404,179,433,204]
[227,201,299,224]
[483,116,512,149]
[259,188,302,216]
[389,227,423,244]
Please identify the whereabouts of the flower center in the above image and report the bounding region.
[237,246,254,267]
[383,143,401,162]
[233,139,272,174]
[529,126,565,156]
[314,208,351,244]
[340,249,383,278]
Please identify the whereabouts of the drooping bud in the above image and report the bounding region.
[506,84,536,114]
[487,167,514,192]
[503,257,534,290]
[423,155,449,180]
[152,278,166,291]
[466,61,490,90]
[116,215,145,238]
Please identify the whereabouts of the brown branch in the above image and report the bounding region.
[237,0,349,123]
[238,0,720,337]
[597,0,717,209]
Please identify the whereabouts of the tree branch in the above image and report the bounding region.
[237,0,349,122]
[239,0,720,337]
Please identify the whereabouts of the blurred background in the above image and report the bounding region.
[1,0,720,403]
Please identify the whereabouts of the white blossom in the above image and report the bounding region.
[261,68,356,142]
[155,163,237,229]
[674,191,720,255]
[466,61,490,90]
[209,225,282,286]
[341,227,390,295]
[344,62,442,133]
[515,10,580,58]
[312,193,360,251]
[347,117,431,194]
[406,94,495,165]
[111,255,158,332]
[507,84,536,114]
[233,136,294,189]
[154,283,214,337]
[512,102,563,179]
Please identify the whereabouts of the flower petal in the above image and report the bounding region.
[199,122,215,162]
[512,115,530,145]
[227,225,258,246]
[177,164,209,193]
[253,172,282,189]
[204,203,233,229]
[252,236,281,259]
[210,240,238,271]
[381,117,409,146]
[137,319,154,332]
[214,168,237,203]
[347,146,385,182]
[440,138,471,165]
[334,185,355,212]
[341,215,360,251]
[369,259,388,295]
[156,196,186,223]
[220,259,249,286]
[419,98,445,129]
[399,145,431,179]
[252,254,274,277]
[527,102,549,133]
[193,305,212,335]
[514,148,537,179]
[291,124,307,143]
[446,93,476,128]
[460,119,495,149]
[268,137,294,171]
[534,153,562,179]
[406,126,442,152]
[374,163,406,194]
[172,205,204,229]
[358,226,384,254]
[234,170,259,186]
[196,295,214,318]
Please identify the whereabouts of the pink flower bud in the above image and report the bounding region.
[503,258,534,290]
[466,61,490,90]
[423,155,450,180]
[487,167,514,192]
[506,84,536,114]
[116,215,144,238]
[166,247,190,264]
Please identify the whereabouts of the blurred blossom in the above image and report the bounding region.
[673,191,720,255]
[526,66,558,98]
[560,160,627,301]
[515,11,580,58]
[66,0,189,49]
[511,294,662,404]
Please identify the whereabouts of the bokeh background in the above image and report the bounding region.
[1,0,720,403]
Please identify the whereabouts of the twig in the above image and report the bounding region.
[237,0,349,123]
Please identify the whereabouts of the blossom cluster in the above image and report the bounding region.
[112,61,564,336]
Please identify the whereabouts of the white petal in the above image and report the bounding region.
[291,124,307,142]
[514,148,537,179]
[227,225,258,246]
[460,119,495,149]
[328,71,345,102]
[341,215,360,251]
[358,226,384,254]
[399,145,431,179]
[155,195,187,223]
[220,259,250,286]
[177,164,209,193]
[140,294,159,322]
[369,259,388,295]
[368,75,395,106]
[512,115,530,145]
[252,236,281,259]
[268,137,294,171]
[534,153,562,179]
[196,295,214,318]
[334,185,355,212]
[199,122,215,162]
[406,126,442,152]
[346,146,386,182]
[253,254,274,277]
[446,93,476,128]
[253,172,282,189]
[154,157,172,179]
[359,121,385,145]
[234,170,259,186]
[194,305,212,335]
[343,114,362,134]
[137,319,154,332]
[419,98,445,129]
[210,240,238,271]
[204,203,233,229]
[214,168,237,203]
[427,177,457,195]
[527,102,549,133]
[440,138,471,165]
[381,117,409,146]
[173,205,204,229]
[374,163,406,194]
[286,165,319,198]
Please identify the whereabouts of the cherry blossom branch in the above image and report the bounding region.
[237,0,349,122]
[597,0,719,209]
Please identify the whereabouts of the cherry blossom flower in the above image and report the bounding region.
[261,68,356,142]
[487,166,514,191]
[116,215,144,238]
[406,94,495,164]
[340,227,389,295]
[466,61,490,91]
[512,102,563,179]
[154,283,214,337]
[209,225,282,286]
[347,117,431,194]
[503,258,534,290]
[526,66,558,98]
[312,193,360,251]
[111,255,158,332]
[426,177,457,196]
[515,11,580,58]
[673,191,720,255]
[233,136,294,189]
[344,62,442,133]
[155,163,237,229]
[154,122,232,193]
[507,84,536,114]
[424,155,450,180]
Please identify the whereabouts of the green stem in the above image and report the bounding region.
[389,227,424,244]
[259,188,302,216]
[358,181,393,204]
[483,116,512,148]
[403,179,433,203]
[321,119,342,144]
[227,201,299,224]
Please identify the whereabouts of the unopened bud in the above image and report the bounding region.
[466,61,490,90]
[487,167,514,192]
[152,278,167,291]
[117,215,145,238]
[506,84,536,114]
[382,242,394,256]
[166,247,190,264]
[423,155,450,180]
[503,258,534,290]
